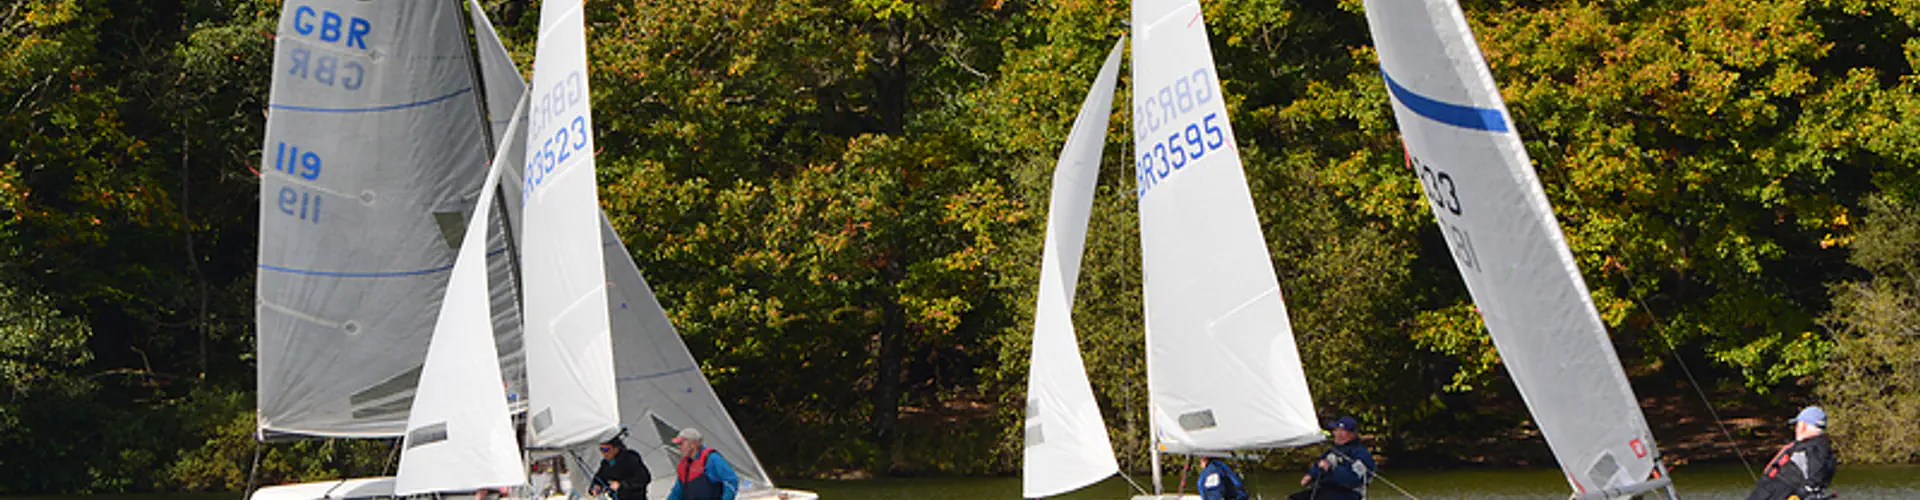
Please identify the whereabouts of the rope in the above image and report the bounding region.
[1619,265,1758,482]
[1366,471,1421,500]
[567,448,618,499]
[1314,443,1421,499]
[1117,468,1151,496]
[243,439,264,497]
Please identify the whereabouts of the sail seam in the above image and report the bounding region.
[615,365,700,382]
[270,87,475,114]
[260,248,508,278]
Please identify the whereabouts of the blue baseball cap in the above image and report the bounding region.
[1789,406,1826,428]
[1327,416,1360,432]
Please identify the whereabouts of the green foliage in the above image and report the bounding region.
[1818,195,1920,463]
[4,0,1920,492]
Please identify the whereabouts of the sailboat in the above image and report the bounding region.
[1131,0,1323,476]
[1021,40,1126,499]
[1020,0,1325,496]
[460,2,819,497]
[1363,1,1678,498]
[253,0,821,497]
[251,0,524,497]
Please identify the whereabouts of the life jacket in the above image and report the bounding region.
[677,448,724,500]
[1200,461,1247,500]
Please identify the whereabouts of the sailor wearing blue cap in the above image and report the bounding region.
[1746,406,1837,500]
[1288,416,1375,500]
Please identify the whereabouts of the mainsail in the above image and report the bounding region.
[255,0,495,438]
[1131,0,1321,454]
[1022,39,1125,499]
[393,100,530,496]
[1364,1,1674,498]
[519,0,622,448]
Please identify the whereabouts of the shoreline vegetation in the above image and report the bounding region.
[3,0,1917,494]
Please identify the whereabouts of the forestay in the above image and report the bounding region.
[594,218,780,500]
[1130,0,1322,454]
[1364,1,1671,497]
[394,98,530,496]
[1022,39,1125,499]
[520,0,622,448]
[255,0,492,438]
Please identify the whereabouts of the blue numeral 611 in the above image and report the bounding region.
[273,142,322,180]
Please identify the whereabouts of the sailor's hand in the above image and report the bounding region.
[1299,474,1312,486]
[1318,459,1331,470]
[610,480,621,490]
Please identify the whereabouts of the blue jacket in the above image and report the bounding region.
[668,448,739,500]
[1197,460,1246,500]
[1305,441,1375,499]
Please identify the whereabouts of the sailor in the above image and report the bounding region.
[1289,416,1375,500]
[669,428,740,500]
[593,436,650,500]
[1196,455,1249,500]
[1746,406,1837,500]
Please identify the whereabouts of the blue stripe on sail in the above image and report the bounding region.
[616,366,700,383]
[1381,70,1510,133]
[259,263,453,278]
[270,87,475,113]
[260,247,510,278]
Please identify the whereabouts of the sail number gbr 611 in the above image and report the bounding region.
[523,70,589,202]
[1135,68,1225,199]
[1409,153,1481,272]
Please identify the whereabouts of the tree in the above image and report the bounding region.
[1819,195,1920,463]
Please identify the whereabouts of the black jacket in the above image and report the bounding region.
[1746,434,1836,500]
[597,448,652,500]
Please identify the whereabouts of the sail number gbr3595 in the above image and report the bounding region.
[1135,68,1227,199]
[523,70,589,202]
[1408,152,1480,272]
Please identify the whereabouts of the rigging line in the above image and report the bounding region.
[1618,262,1757,482]
[1319,440,1420,499]
[1117,468,1151,496]
[1367,470,1422,500]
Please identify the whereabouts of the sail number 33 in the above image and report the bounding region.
[1408,153,1480,272]
[523,71,589,202]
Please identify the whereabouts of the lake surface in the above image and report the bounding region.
[15,464,1917,499]
[781,464,1919,499]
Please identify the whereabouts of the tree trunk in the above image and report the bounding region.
[869,261,908,474]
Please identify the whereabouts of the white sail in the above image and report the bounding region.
[520,0,622,448]
[1364,1,1671,498]
[256,0,493,438]
[593,218,781,500]
[394,99,530,496]
[1131,0,1321,454]
[1022,39,1125,499]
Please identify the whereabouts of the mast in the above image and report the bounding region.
[452,0,527,313]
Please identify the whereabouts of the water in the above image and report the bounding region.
[14,465,1917,499]
[780,464,1920,500]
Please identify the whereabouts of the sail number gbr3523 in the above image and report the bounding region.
[1408,152,1480,272]
[1135,68,1226,199]
[523,70,589,202]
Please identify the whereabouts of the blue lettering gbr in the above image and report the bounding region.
[292,5,372,50]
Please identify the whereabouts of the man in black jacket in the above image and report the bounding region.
[595,436,651,500]
[1746,406,1837,500]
